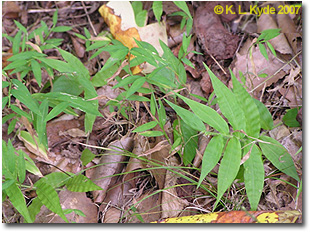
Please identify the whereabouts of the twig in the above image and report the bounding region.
[81,1,97,36]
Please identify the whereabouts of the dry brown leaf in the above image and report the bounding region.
[70,36,85,58]
[257,14,292,54]
[34,191,98,223]
[91,136,134,203]
[277,14,302,54]
[161,156,188,219]
[127,191,161,223]
[232,44,290,95]
[103,207,121,223]
[194,2,239,60]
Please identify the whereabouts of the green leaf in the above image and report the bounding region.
[165,100,205,132]
[5,182,33,223]
[66,174,103,192]
[52,75,84,96]
[173,1,192,19]
[215,137,241,208]
[7,118,17,135]
[253,98,273,130]
[2,96,8,110]
[177,94,229,135]
[10,105,31,121]
[27,197,43,222]
[19,150,42,177]
[14,20,27,34]
[45,102,70,122]
[38,92,101,116]
[258,29,281,42]
[126,77,146,99]
[135,10,148,27]
[231,69,261,138]
[133,121,158,133]
[12,31,22,54]
[37,57,73,73]
[31,59,42,86]
[35,99,49,147]
[18,131,48,159]
[42,172,70,188]
[259,136,300,182]
[113,75,140,89]
[198,135,224,188]
[205,63,245,133]
[52,10,58,25]
[51,26,72,32]
[180,119,198,166]
[91,64,119,87]
[282,108,300,127]
[17,151,26,183]
[157,98,167,128]
[266,41,277,57]
[139,130,164,137]
[243,144,265,210]
[34,179,68,222]
[8,51,46,62]
[11,79,41,116]
[3,59,28,71]
[258,43,269,61]
[153,1,163,22]
[81,148,96,166]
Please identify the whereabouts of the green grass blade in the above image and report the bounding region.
[177,94,229,135]
[230,69,261,138]
[215,137,241,209]
[244,144,265,210]
[204,63,245,133]
[198,135,224,188]
[259,136,300,182]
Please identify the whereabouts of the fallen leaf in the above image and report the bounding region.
[99,1,168,74]
[257,14,292,55]
[277,14,302,55]
[232,43,290,94]
[34,191,98,223]
[152,210,301,223]
[194,2,239,60]
[161,156,188,219]
[91,136,134,203]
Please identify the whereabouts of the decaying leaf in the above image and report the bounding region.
[34,191,98,223]
[98,1,168,74]
[194,2,239,60]
[232,42,290,94]
[257,14,292,55]
[91,136,134,203]
[152,210,301,223]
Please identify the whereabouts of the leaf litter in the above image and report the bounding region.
[2,1,302,223]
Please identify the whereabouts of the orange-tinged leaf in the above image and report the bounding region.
[98,3,141,74]
[152,210,301,223]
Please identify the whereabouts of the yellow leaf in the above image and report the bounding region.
[151,210,301,223]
